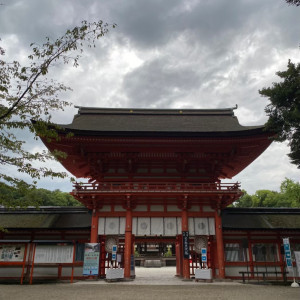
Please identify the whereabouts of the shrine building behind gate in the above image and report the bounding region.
[35,106,273,280]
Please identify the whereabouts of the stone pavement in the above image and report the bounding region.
[74,266,240,285]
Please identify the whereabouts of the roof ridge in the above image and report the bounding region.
[74,106,236,116]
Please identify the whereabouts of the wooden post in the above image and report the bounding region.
[99,237,106,278]
[215,207,225,279]
[90,209,99,243]
[58,264,62,279]
[175,236,182,276]
[277,239,285,280]
[20,243,28,285]
[70,242,76,283]
[29,243,37,284]
[181,197,190,280]
[248,232,254,278]
[124,197,132,279]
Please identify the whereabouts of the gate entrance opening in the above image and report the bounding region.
[135,239,176,267]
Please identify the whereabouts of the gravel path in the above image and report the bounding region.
[0,267,299,300]
[1,283,299,300]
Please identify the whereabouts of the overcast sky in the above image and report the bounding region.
[0,0,299,194]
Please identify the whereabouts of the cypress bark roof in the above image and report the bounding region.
[58,107,264,137]
[0,207,91,229]
[222,208,300,230]
[1,207,299,231]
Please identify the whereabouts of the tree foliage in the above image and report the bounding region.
[2,178,298,209]
[233,178,300,208]
[0,21,115,205]
[259,60,300,168]
[0,181,82,207]
[286,0,300,6]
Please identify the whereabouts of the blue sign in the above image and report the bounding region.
[283,238,293,272]
[286,258,293,267]
[83,243,100,276]
[112,253,116,261]
[201,248,207,262]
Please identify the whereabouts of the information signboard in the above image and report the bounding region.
[83,243,100,276]
[0,245,25,262]
[34,245,73,263]
[182,231,190,259]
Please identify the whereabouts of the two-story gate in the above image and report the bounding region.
[40,107,272,279]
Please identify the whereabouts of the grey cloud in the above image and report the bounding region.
[1,0,299,193]
[123,57,200,107]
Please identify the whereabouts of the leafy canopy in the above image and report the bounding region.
[233,178,300,208]
[0,20,115,206]
[259,60,300,168]
[0,181,82,208]
[286,0,300,6]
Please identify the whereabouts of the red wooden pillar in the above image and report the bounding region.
[215,208,225,278]
[248,232,254,278]
[90,209,99,243]
[175,235,182,276]
[124,197,132,279]
[277,238,285,280]
[181,204,190,279]
[99,236,106,278]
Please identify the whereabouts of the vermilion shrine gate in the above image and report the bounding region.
[41,107,272,280]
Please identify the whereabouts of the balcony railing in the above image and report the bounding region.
[72,182,241,194]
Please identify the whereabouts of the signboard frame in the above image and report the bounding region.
[30,241,76,284]
[0,241,29,284]
[34,244,74,263]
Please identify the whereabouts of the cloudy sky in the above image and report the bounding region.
[0,0,299,194]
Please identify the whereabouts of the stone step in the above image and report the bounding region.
[144,260,162,268]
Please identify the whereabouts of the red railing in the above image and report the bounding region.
[72,182,241,194]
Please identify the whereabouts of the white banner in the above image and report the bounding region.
[34,245,74,263]
[294,251,300,277]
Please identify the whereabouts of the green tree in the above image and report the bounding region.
[233,178,300,208]
[0,182,81,207]
[259,60,300,168]
[0,21,115,206]
[233,190,253,207]
[250,190,277,207]
[280,178,300,207]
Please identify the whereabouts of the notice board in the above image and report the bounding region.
[34,245,74,263]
